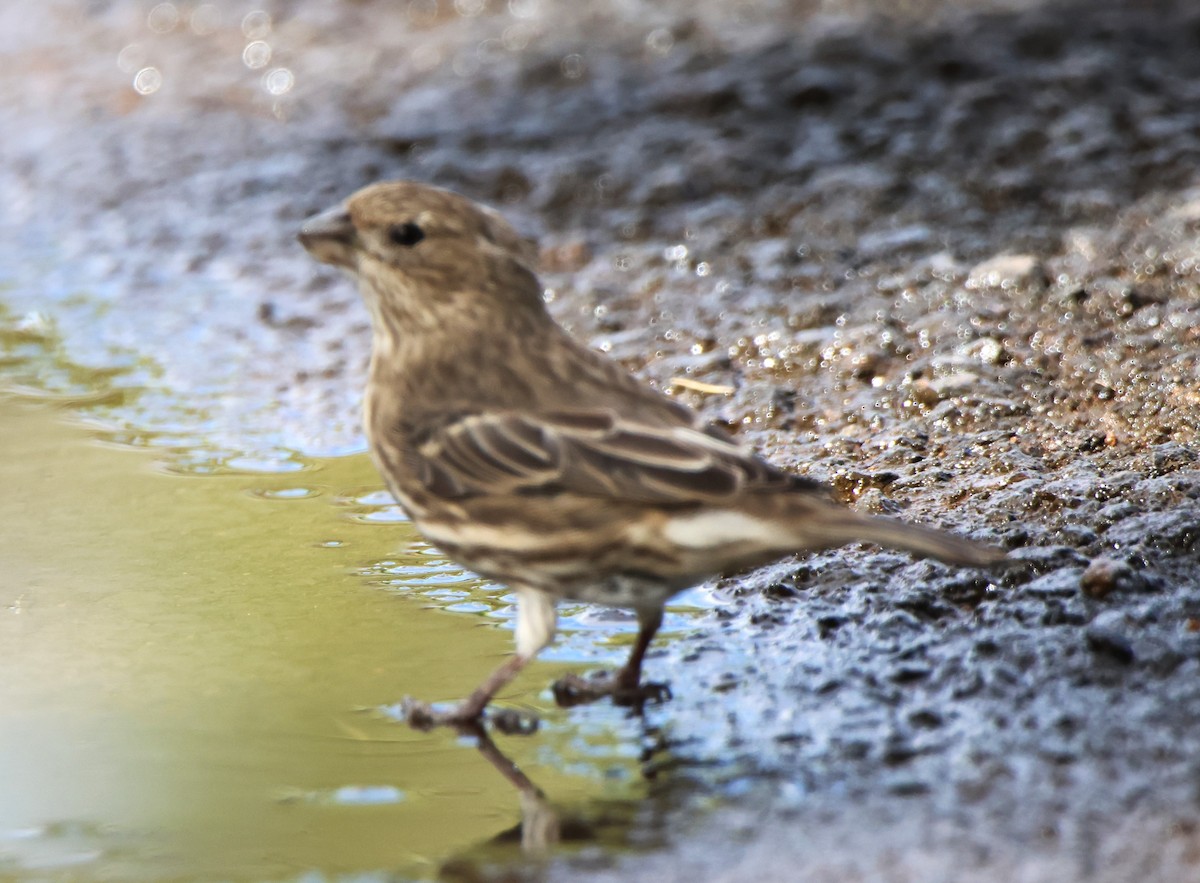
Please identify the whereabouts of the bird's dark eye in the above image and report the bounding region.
[387,222,425,247]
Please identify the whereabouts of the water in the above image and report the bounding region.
[0,388,681,880]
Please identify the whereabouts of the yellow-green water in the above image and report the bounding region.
[0,396,655,880]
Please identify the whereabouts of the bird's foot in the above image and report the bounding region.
[402,698,539,735]
[401,698,477,731]
[551,672,672,709]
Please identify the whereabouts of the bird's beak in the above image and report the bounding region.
[298,204,357,269]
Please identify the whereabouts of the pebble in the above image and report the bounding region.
[1080,557,1133,599]
[966,253,1045,290]
[1085,610,1136,664]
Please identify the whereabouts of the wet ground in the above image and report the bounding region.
[2,0,1200,879]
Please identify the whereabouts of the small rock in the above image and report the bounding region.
[928,371,982,397]
[1080,557,1133,599]
[966,253,1045,290]
[1149,442,1197,474]
[1053,524,1098,546]
[1023,569,1085,598]
[1085,610,1135,664]
[925,250,965,279]
[961,337,1006,365]
[909,378,943,407]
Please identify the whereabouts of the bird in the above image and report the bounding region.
[298,180,1005,729]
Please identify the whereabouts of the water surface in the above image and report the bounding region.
[0,395,673,880]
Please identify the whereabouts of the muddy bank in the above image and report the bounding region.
[2,0,1199,879]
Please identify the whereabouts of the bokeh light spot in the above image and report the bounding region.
[241,10,272,39]
[264,68,294,95]
[133,67,163,95]
[560,53,585,79]
[147,3,180,33]
[645,28,674,55]
[243,41,272,70]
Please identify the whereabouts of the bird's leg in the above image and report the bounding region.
[464,722,561,852]
[404,587,556,732]
[613,606,664,693]
[553,607,671,708]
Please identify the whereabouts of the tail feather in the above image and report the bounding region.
[797,510,1006,568]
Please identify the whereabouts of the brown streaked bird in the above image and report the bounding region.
[298,180,1005,728]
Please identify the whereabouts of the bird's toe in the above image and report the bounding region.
[614,680,672,707]
[552,672,672,709]
[551,672,610,707]
[401,697,495,731]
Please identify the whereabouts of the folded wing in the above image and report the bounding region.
[404,409,823,506]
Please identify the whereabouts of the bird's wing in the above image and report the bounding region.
[403,409,822,505]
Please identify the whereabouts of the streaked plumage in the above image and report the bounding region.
[298,180,1005,727]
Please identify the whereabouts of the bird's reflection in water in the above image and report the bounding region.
[439,715,674,879]
[467,721,563,854]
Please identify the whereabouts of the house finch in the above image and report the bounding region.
[298,180,1004,729]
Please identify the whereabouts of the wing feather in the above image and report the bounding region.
[404,408,817,506]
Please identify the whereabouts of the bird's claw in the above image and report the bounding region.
[401,698,539,735]
[401,698,464,731]
[552,672,672,709]
[619,680,672,707]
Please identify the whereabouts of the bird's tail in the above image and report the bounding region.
[791,507,1005,568]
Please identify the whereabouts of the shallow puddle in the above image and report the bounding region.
[0,389,705,880]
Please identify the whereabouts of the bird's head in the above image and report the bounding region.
[299,180,545,333]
